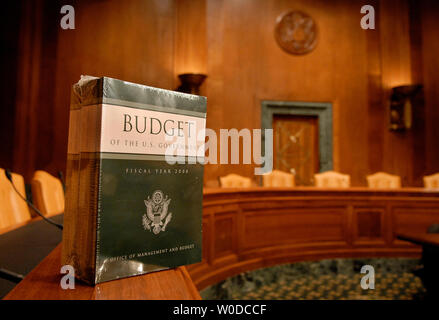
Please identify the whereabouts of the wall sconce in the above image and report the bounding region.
[389,84,422,131]
[176,73,207,95]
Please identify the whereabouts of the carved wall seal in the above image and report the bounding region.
[274,11,318,55]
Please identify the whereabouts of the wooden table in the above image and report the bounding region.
[4,187,439,298]
[4,245,200,300]
[189,187,439,290]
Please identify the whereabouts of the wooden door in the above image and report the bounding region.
[273,115,319,186]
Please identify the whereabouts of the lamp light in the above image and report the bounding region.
[389,84,422,131]
[176,73,207,95]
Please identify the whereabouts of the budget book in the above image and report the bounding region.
[62,76,207,284]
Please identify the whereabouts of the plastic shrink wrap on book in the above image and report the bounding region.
[62,76,206,284]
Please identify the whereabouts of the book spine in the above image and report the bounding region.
[77,104,102,284]
[62,102,103,284]
[77,153,100,283]
[62,77,102,282]
[61,103,81,274]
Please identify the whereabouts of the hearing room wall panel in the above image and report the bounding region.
[201,0,439,186]
[11,0,177,180]
[5,0,439,185]
[421,0,439,175]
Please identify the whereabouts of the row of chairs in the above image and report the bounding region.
[3,168,437,229]
[0,169,64,231]
[219,170,439,189]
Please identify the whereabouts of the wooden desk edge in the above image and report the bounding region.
[203,186,439,196]
[396,232,439,247]
[4,244,201,300]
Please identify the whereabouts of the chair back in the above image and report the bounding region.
[263,170,295,187]
[31,170,65,217]
[219,174,252,188]
[314,171,350,188]
[367,172,401,189]
[424,173,439,189]
[0,168,31,229]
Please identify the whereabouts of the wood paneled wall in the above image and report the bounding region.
[202,0,439,186]
[0,2,21,170]
[2,0,439,186]
[421,0,439,177]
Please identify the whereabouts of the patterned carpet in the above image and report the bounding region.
[201,258,427,300]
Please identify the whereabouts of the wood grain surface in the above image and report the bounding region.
[4,245,201,300]
[4,0,439,188]
[187,187,439,290]
[4,187,439,298]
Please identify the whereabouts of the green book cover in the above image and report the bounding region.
[68,76,206,283]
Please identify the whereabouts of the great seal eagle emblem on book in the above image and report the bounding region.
[142,190,173,234]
